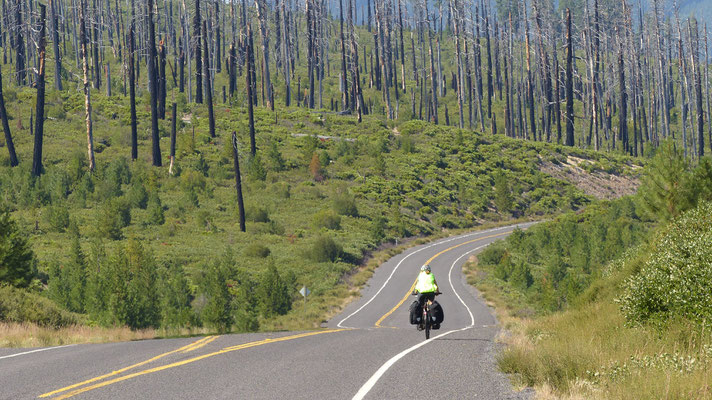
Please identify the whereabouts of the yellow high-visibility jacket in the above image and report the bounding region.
[415,271,438,293]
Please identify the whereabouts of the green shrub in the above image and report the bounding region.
[313,209,341,230]
[0,285,82,328]
[256,262,291,318]
[246,205,270,223]
[0,209,35,288]
[247,154,267,181]
[620,202,712,327]
[127,183,149,209]
[310,235,343,262]
[97,198,131,240]
[146,193,165,225]
[333,192,358,216]
[244,243,271,258]
[46,205,70,232]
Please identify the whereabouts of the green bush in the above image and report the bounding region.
[146,193,165,225]
[620,202,712,327]
[127,183,149,209]
[313,209,341,230]
[310,235,343,262]
[247,154,267,181]
[97,198,131,240]
[0,284,82,328]
[0,209,35,288]
[333,192,358,216]
[46,205,70,232]
[246,205,270,223]
[256,262,291,318]
[244,243,271,258]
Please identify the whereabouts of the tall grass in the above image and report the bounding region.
[468,242,712,399]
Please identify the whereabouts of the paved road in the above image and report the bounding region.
[0,224,535,400]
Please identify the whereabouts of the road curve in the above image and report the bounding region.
[0,224,535,400]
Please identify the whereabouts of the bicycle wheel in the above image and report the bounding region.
[424,309,431,340]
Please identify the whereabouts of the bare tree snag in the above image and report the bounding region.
[147,0,162,166]
[169,102,177,174]
[565,9,575,147]
[203,20,215,138]
[255,0,273,110]
[246,23,256,156]
[31,4,47,177]
[231,132,246,232]
[0,61,17,167]
[194,0,203,104]
[129,22,137,160]
[79,0,95,171]
[50,0,62,90]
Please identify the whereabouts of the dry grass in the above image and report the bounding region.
[466,258,712,400]
[0,323,216,348]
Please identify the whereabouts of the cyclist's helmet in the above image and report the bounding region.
[421,264,431,272]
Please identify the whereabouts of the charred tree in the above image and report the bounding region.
[255,0,273,110]
[129,23,137,160]
[49,0,62,90]
[0,61,17,167]
[565,8,574,147]
[203,21,215,138]
[79,0,96,171]
[194,0,203,104]
[159,40,167,119]
[246,24,256,156]
[15,0,25,86]
[169,103,177,174]
[31,4,47,177]
[147,0,162,166]
[231,132,246,232]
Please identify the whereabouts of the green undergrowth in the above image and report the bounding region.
[470,198,712,398]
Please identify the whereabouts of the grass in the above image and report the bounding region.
[467,236,712,399]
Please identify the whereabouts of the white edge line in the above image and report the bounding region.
[352,238,502,400]
[0,344,77,361]
[337,226,511,328]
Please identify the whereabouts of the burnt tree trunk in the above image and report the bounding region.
[79,0,96,171]
[194,0,203,103]
[231,132,246,232]
[50,0,62,90]
[31,4,47,177]
[246,24,256,156]
[15,0,25,86]
[158,40,167,119]
[565,9,575,147]
[0,62,18,166]
[169,102,177,174]
[129,23,137,160]
[203,21,215,138]
[147,0,162,166]
[619,49,628,154]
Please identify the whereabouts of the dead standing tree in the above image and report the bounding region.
[147,0,162,166]
[31,4,47,177]
[255,0,273,110]
[0,61,18,167]
[79,0,96,171]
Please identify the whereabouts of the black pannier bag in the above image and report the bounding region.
[409,300,420,324]
[431,301,444,325]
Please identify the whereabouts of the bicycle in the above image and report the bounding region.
[413,291,440,340]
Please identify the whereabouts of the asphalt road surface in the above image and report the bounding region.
[1,224,536,400]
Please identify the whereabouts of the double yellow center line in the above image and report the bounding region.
[374,231,511,327]
[39,330,343,399]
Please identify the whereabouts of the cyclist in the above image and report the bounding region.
[413,265,439,327]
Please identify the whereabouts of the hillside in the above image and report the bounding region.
[0,74,642,337]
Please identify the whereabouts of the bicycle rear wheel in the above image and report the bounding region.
[424,309,431,340]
